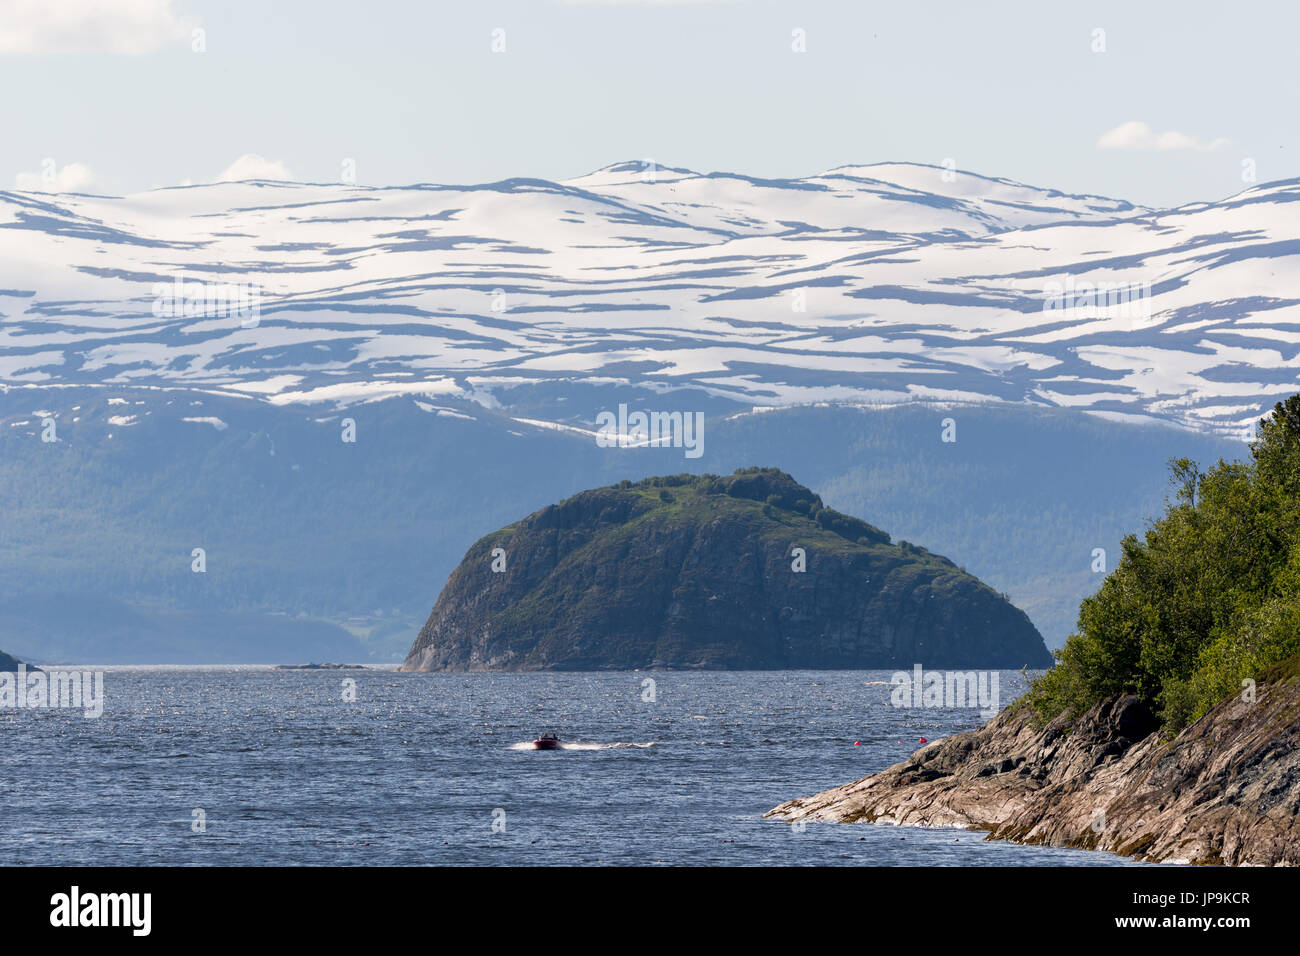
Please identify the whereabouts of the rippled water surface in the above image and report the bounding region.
[1,668,1143,865]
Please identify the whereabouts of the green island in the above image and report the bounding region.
[402,467,1051,671]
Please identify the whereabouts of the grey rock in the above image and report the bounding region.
[767,668,1300,865]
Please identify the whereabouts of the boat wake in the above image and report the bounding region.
[509,741,656,751]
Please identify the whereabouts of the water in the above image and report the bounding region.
[1,668,1143,866]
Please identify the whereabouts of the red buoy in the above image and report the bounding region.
[920,737,927,744]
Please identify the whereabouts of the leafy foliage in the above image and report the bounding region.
[1029,396,1300,734]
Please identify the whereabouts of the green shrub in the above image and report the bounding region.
[1028,395,1300,735]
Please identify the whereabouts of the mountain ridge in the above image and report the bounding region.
[5,161,1297,435]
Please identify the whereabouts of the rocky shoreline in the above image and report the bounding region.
[767,660,1300,865]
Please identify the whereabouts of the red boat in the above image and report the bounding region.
[532,733,562,750]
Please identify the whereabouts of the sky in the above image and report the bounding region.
[0,0,1295,207]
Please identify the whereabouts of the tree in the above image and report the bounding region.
[1168,457,1202,506]
[1029,393,1300,734]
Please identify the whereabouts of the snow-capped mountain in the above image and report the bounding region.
[2,160,1297,434]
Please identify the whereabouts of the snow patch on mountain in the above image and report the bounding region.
[1,162,1298,433]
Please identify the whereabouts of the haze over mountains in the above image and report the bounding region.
[2,161,1297,435]
[0,161,1291,664]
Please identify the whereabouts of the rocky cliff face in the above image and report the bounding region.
[402,468,1050,671]
[767,655,1300,865]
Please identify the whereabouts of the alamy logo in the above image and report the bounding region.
[1042,276,1152,325]
[595,403,704,459]
[0,664,104,718]
[152,272,261,327]
[890,664,1000,718]
[50,886,150,936]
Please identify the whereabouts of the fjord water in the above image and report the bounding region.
[2,669,1141,866]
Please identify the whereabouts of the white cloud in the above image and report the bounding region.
[0,0,198,55]
[15,161,98,192]
[1097,120,1229,152]
[214,154,295,182]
